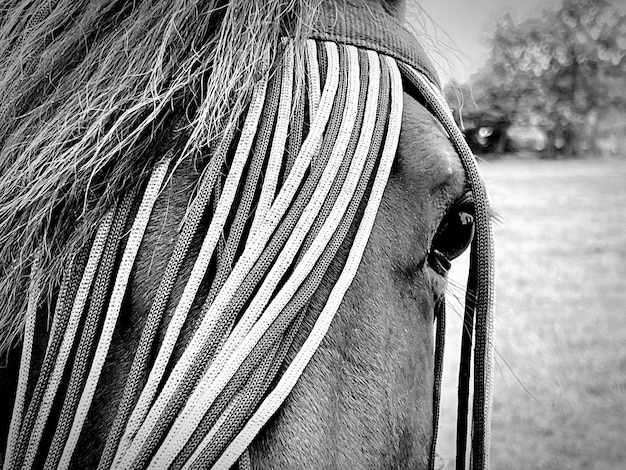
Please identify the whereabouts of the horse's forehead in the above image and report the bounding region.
[397,92,466,196]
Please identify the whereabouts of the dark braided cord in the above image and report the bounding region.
[457,244,478,470]
[429,298,446,470]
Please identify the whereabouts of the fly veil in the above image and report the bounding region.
[2,2,495,469]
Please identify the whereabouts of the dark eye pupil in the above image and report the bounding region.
[428,207,475,274]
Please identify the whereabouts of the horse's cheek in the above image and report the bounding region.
[247,187,436,468]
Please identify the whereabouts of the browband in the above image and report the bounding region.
[311,1,441,89]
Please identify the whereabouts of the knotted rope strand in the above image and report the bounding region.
[114,78,281,470]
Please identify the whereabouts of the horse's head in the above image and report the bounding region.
[0,1,494,469]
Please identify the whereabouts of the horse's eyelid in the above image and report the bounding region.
[457,191,474,208]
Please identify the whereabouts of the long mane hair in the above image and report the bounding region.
[0,0,319,356]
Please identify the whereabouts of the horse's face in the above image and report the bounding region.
[247,93,469,468]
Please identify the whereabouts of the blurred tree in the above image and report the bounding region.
[448,0,626,157]
[444,78,515,155]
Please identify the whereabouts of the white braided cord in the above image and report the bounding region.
[305,40,321,122]
[249,43,293,238]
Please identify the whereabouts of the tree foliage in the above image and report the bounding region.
[449,0,626,156]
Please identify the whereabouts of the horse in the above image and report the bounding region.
[0,0,495,469]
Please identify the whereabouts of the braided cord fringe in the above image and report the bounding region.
[114,40,341,470]
[3,251,42,470]
[147,42,361,470]
[44,189,137,470]
[57,158,172,470]
[171,47,376,469]
[183,47,388,470]
[147,42,361,469]
[397,63,496,470]
[210,53,403,470]
[19,211,115,470]
[112,60,272,470]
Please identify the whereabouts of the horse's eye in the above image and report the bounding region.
[428,196,475,275]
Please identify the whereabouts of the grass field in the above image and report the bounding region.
[437,157,626,469]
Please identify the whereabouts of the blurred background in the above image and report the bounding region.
[415,0,626,468]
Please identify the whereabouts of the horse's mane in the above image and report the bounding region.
[0,0,319,356]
